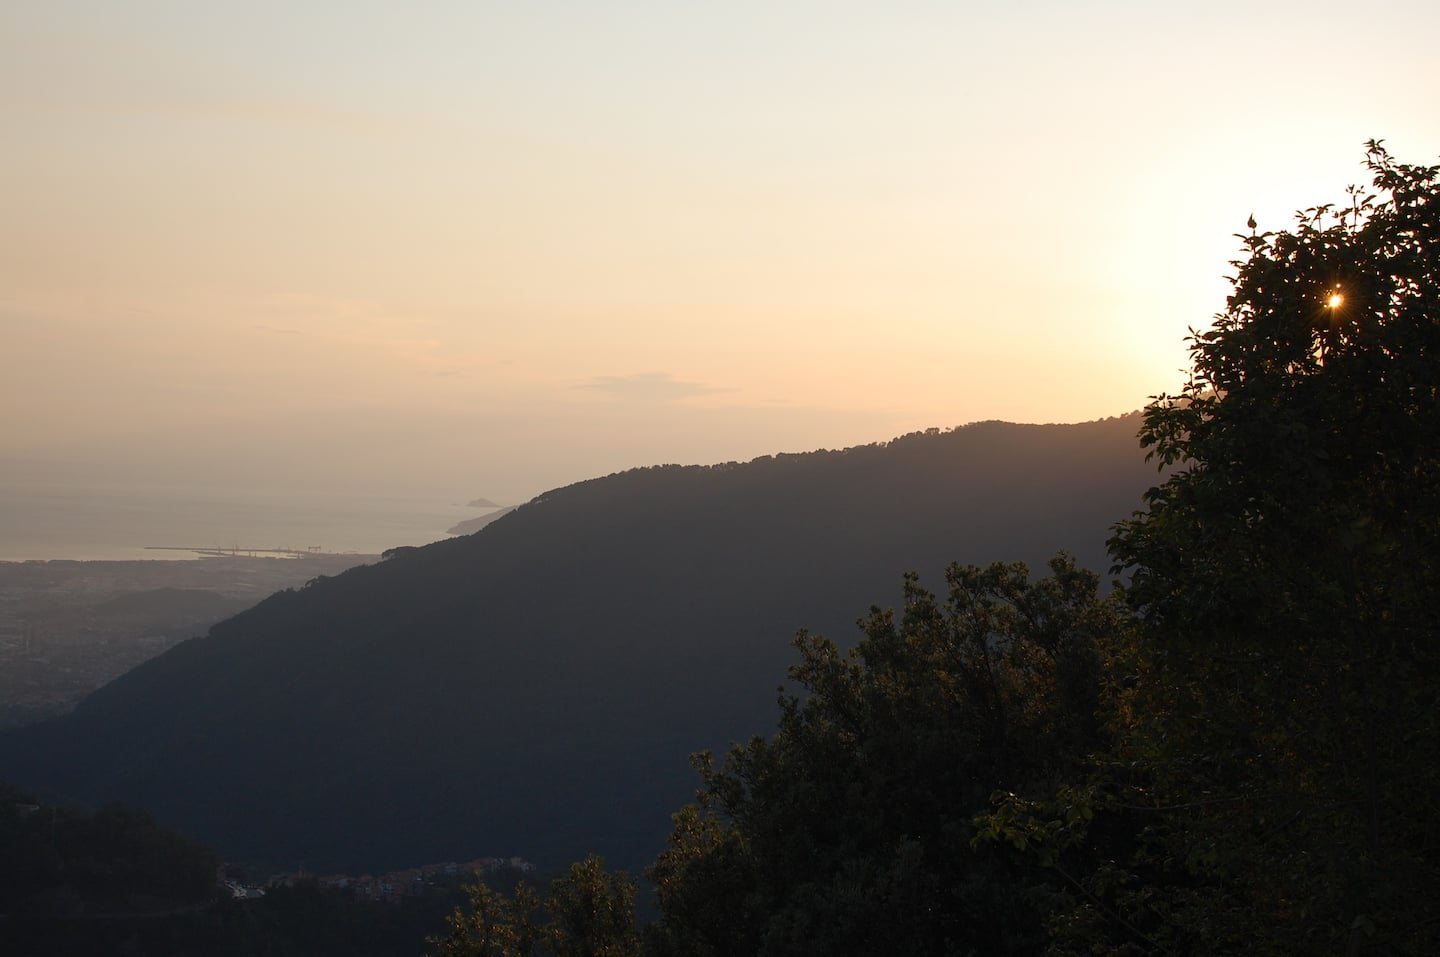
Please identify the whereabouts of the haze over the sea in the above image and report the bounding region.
[0,482,481,562]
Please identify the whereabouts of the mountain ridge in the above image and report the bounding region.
[0,413,1159,874]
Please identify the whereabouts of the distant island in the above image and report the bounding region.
[466,497,502,508]
[448,506,516,536]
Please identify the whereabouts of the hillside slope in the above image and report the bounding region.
[0,415,1156,874]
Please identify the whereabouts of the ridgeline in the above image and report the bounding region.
[0,415,1154,875]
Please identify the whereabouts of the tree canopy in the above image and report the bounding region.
[980,142,1440,955]
[1098,142,1440,954]
[429,856,638,957]
[644,557,1127,957]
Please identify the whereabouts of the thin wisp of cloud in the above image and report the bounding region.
[578,372,735,403]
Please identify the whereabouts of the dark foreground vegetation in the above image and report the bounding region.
[3,145,1434,956]
[0,784,533,957]
[429,145,1440,955]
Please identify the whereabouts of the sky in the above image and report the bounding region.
[4,1,1439,505]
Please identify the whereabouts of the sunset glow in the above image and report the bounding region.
[3,2,1439,506]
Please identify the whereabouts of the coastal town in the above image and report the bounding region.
[0,553,374,728]
[226,857,537,903]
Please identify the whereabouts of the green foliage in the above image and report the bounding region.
[428,857,637,957]
[646,557,1128,957]
[544,856,639,957]
[430,878,542,957]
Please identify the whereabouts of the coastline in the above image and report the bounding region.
[0,551,381,729]
[0,484,475,564]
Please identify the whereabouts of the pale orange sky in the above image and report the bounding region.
[4,2,1439,503]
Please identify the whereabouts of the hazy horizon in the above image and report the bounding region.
[0,480,486,561]
[5,2,1440,507]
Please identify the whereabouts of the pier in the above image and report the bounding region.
[144,546,343,559]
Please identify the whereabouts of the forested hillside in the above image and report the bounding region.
[0,413,1153,875]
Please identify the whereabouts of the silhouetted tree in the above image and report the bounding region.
[646,557,1127,956]
[428,857,636,957]
[982,143,1440,955]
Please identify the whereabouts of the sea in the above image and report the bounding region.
[0,481,495,562]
